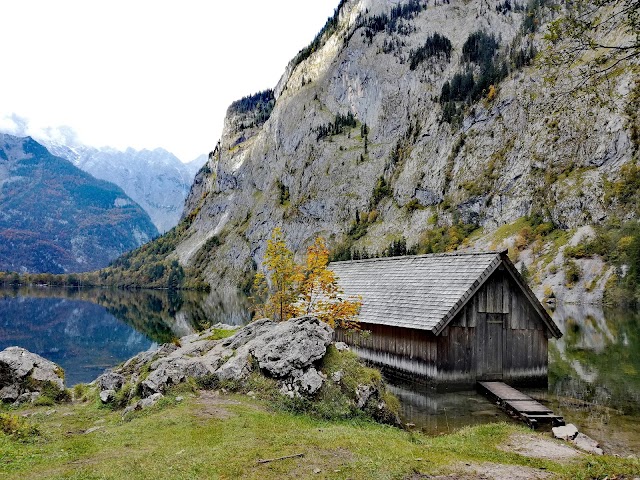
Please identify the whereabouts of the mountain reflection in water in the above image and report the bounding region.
[385,303,640,456]
[0,287,250,385]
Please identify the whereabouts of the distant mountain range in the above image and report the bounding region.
[0,133,158,273]
[44,142,207,233]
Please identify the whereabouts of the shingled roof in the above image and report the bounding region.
[330,251,561,337]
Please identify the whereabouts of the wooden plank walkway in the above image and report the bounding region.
[478,382,565,429]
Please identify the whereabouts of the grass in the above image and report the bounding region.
[1,394,638,479]
[206,328,239,341]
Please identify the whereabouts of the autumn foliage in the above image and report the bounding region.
[252,228,361,329]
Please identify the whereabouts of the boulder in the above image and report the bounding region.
[334,342,350,352]
[250,316,333,377]
[12,391,41,406]
[141,358,210,396]
[297,368,325,395]
[139,392,164,408]
[0,347,65,402]
[571,433,604,455]
[552,423,579,441]
[122,393,164,416]
[100,390,116,404]
[214,345,254,381]
[95,316,397,422]
[97,372,125,392]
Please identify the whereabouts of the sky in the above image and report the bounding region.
[0,0,339,162]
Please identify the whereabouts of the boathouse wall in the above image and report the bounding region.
[335,268,549,387]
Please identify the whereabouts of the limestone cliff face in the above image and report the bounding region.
[179,0,637,293]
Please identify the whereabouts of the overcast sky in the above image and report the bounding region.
[0,1,339,162]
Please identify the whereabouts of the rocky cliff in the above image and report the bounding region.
[163,0,636,300]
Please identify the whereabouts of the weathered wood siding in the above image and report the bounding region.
[336,266,549,387]
[335,324,440,380]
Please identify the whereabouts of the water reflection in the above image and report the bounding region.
[545,304,640,455]
[385,304,640,454]
[0,287,251,385]
[387,379,510,434]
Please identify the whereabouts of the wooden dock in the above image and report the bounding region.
[478,382,565,429]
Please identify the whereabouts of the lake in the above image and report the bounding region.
[390,302,640,456]
[1,287,638,454]
[0,287,250,385]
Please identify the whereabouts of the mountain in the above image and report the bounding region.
[44,142,207,233]
[0,134,158,273]
[100,0,639,302]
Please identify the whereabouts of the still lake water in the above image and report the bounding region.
[0,287,250,385]
[1,287,638,454]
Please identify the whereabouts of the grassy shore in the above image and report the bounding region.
[1,391,638,480]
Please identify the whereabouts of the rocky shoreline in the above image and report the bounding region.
[1,316,399,424]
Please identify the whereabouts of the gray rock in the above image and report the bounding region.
[100,389,116,404]
[0,347,65,402]
[214,345,254,380]
[552,423,579,441]
[85,426,104,434]
[123,392,165,415]
[297,368,325,395]
[139,393,164,409]
[141,358,209,396]
[223,318,274,350]
[97,372,125,392]
[12,391,40,406]
[100,316,339,408]
[251,317,333,377]
[356,385,374,409]
[334,342,350,352]
[571,432,604,455]
[331,370,343,383]
[0,384,21,402]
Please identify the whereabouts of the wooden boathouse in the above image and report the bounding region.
[331,251,562,388]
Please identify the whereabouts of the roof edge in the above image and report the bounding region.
[433,252,562,338]
[432,254,503,335]
[330,250,504,266]
[500,253,563,339]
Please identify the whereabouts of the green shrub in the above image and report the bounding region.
[405,198,424,212]
[371,176,392,206]
[564,259,582,287]
[0,413,39,441]
[112,383,134,409]
[72,383,93,402]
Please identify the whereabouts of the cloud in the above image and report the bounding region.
[0,113,29,136]
[0,113,80,146]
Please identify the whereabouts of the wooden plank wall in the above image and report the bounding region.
[336,267,549,386]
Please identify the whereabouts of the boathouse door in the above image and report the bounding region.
[477,272,507,380]
[484,314,504,380]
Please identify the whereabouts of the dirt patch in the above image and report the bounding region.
[405,474,481,479]
[252,448,354,478]
[452,462,552,479]
[499,433,583,462]
[194,390,243,420]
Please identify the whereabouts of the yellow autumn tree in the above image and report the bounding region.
[252,227,303,322]
[297,237,361,330]
[253,229,360,329]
